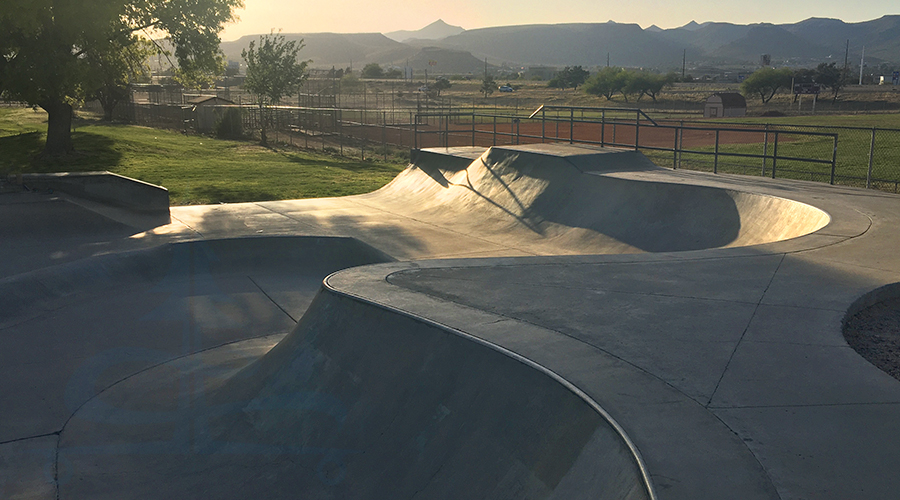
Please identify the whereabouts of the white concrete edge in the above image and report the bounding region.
[322,267,659,500]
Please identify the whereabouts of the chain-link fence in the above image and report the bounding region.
[670,120,900,191]
[89,99,900,193]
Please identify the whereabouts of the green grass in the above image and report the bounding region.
[0,107,406,205]
[709,114,900,129]
[644,128,900,190]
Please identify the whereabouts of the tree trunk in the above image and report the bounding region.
[259,104,268,146]
[41,100,74,155]
[99,94,117,121]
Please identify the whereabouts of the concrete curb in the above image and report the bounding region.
[16,171,169,214]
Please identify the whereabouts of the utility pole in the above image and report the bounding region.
[682,49,686,80]
[859,46,865,85]
[607,52,610,67]
[844,39,850,71]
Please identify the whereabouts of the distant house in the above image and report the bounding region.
[704,93,746,118]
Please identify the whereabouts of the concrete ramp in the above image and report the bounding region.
[60,286,653,500]
[358,144,830,253]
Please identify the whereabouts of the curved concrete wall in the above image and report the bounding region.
[50,236,652,500]
[200,289,654,499]
[364,146,830,253]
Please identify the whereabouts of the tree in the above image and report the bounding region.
[361,63,383,79]
[625,71,675,102]
[431,77,451,96]
[91,37,154,121]
[814,62,847,103]
[242,32,309,146]
[548,66,590,90]
[582,67,628,101]
[0,0,241,156]
[481,75,496,97]
[741,67,793,104]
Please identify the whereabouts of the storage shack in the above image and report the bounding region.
[704,93,747,118]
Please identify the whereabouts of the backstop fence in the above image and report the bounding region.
[89,100,900,193]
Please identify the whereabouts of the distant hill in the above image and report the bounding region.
[219,16,900,73]
[435,22,683,68]
[220,33,416,69]
[405,47,488,74]
[385,20,465,43]
[656,16,900,65]
[711,24,832,62]
[220,32,487,74]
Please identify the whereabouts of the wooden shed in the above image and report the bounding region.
[187,96,237,133]
[704,93,747,118]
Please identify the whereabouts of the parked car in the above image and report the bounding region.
[498,85,514,92]
[417,85,430,92]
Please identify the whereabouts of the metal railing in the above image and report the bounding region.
[412,106,841,185]
[93,100,900,193]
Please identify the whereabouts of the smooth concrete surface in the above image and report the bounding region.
[2,142,900,499]
[19,171,169,214]
[59,292,651,499]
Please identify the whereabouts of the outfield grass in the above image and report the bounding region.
[709,113,900,129]
[643,128,900,191]
[0,107,406,205]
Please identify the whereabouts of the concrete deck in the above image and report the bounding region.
[2,143,899,499]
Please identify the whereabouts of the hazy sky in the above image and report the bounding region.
[220,0,898,40]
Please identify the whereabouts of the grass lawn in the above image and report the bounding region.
[643,128,900,191]
[709,113,900,129]
[0,107,406,205]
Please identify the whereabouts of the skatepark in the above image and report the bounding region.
[2,143,900,499]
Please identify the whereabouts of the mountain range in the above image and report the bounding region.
[219,16,900,74]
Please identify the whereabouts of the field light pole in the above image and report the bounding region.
[859,46,865,85]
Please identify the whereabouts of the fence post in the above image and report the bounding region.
[542,108,546,143]
[414,113,418,150]
[515,119,520,145]
[714,130,720,174]
[634,112,640,151]
[493,116,497,146]
[471,112,476,147]
[601,110,606,147]
[771,132,779,179]
[569,108,574,144]
[673,127,679,169]
[762,125,769,176]
[866,127,876,189]
[830,134,838,185]
[382,111,387,160]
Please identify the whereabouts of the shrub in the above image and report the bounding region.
[215,108,244,139]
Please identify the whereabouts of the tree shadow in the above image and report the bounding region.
[279,150,402,175]
[0,130,123,175]
[0,132,44,172]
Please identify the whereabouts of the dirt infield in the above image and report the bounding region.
[340,119,784,152]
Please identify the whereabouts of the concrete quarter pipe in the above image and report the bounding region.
[2,143,899,500]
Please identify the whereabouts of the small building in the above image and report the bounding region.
[187,96,237,133]
[704,92,747,118]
